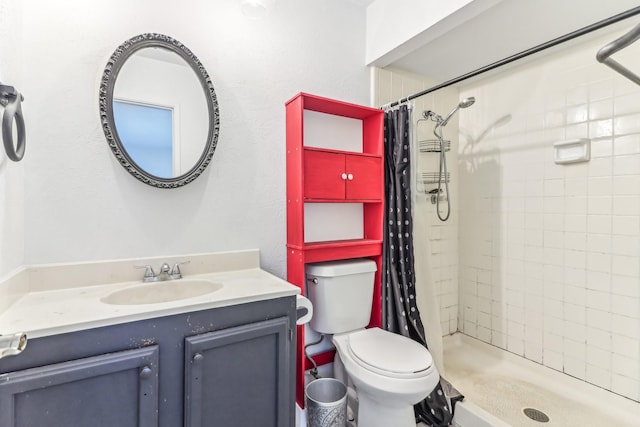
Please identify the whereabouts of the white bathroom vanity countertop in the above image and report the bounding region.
[0,251,299,339]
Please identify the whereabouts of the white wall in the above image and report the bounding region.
[0,0,25,279]
[15,0,369,278]
[458,24,640,401]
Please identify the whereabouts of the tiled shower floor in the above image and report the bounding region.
[441,333,640,426]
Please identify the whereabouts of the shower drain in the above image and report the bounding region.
[523,408,550,423]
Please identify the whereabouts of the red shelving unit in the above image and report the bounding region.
[285,92,384,407]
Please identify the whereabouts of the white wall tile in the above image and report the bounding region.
[586,344,611,370]
[587,196,612,215]
[587,214,612,234]
[614,114,640,135]
[612,215,640,235]
[613,195,640,216]
[586,326,611,349]
[586,363,612,389]
[614,135,640,155]
[544,349,563,371]
[589,98,613,120]
[590,139,613,158]
[614,93,639,115]
[422,26,640,402]
[611,275,639,298]
[611,375,639,400]
[586,252,611,273]
[613,155,640,176]
[564,355,586,380]
[586,309,612,331]
[586,271,610,292]
[589,119,614,138]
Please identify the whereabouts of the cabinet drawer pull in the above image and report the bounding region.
[140,366,152,379]
[341,173,347,180]
[347,173,354,180]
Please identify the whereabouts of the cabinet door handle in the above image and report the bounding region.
[139,366,153,379]
[347,173,354,181]
[341,173,347,180]
[193,352,205,363]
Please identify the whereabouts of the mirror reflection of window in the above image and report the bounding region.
[113,100,174,178]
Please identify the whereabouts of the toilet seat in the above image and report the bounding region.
[346,328,433,379]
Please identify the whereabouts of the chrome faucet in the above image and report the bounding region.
[0,332,27,360]
[135,261,190,282]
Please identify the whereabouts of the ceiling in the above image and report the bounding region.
[345,0,376,7]
[370,0,640,83]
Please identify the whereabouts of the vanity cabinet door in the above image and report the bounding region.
[0,346,159,427]
[184,317,293,427]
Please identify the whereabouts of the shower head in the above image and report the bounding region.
[440,96,476,127]
[459,97,476,108]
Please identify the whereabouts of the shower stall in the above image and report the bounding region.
[375,10,640,426]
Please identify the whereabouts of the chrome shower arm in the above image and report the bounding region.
[596,23,640,86]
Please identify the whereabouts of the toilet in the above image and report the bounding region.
[305,259,440,427]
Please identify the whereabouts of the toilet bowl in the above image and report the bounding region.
[305,259,440,427]
[333,328,439,427]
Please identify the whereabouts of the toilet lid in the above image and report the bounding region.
[348,328,432,375]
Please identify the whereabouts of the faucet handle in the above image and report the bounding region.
[134,265,156,281]
[170,260,191,279]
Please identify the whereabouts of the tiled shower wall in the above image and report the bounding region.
[373,68,461,336]
[458,25,640,401]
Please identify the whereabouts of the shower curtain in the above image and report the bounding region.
[382,105,454,426]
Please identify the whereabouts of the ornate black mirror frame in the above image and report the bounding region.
[99,33,220,188]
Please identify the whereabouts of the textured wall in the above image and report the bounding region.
[15,0,369,278]
[0,0,24,279]
[458,24,640,401]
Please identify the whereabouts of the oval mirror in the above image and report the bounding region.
[99,33,220,188]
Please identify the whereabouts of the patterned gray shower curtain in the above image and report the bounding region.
[382,105,455,426]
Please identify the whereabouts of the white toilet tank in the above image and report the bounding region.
[305,258,377,334]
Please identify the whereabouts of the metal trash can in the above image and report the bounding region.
[305,378,347,427]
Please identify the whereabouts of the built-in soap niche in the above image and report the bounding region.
[553,138,591,164]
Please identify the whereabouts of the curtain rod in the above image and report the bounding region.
[381,6,640,109]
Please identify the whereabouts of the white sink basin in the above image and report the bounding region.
[100,279,223,305]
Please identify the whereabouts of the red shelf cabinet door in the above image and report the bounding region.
[345,155,382,200]
[304,150,345,200]
[304,150,382,201]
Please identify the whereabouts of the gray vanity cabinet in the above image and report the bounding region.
[0,346,159,427]
[0,296,296,427]
[184,317,292,427]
